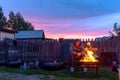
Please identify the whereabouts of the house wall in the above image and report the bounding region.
[0,31,15,41]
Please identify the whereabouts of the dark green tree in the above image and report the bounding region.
[0,7,7,28]
[8,12,34,31]
[7,11,16,29]
[113,23,120,37]
[109,22,120,38]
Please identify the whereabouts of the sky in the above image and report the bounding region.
[0,0,120,39]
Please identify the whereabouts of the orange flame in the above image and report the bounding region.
[82,50,98,62]
[80,46,98,62]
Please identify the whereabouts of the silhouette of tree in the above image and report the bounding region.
[0,6,7,28]
[7,11,16,30]
[109,22,120,38]
[0,6,34,31]
[113,23,120,37]
[7,12,34,31]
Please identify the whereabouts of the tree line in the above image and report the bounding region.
[0,6,34,31]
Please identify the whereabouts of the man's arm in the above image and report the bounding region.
[69,44,76,54]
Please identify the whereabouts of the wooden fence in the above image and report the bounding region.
[0,38,120,66]
[0,40,60,62]
[59,38,120,66]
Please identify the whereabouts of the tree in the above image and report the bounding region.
[113,23,120,37]
[0,6,34,31]
[109,22,120,38]
[7,12,34,31]
[0,7,7,28]
[7,11,16,30]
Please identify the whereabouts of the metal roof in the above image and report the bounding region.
[15,30,45,39]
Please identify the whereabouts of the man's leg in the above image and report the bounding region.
[71,54,78,71]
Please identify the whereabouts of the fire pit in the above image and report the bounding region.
[80,61,99,66]
[79,44,100,77]
[79,61,99,77]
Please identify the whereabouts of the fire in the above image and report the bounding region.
[81,50,98,62]
[80,42,98,62]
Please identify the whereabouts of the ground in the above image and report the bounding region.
[0,67,118,80]
[0,72,98,80]
[0,72,54,80]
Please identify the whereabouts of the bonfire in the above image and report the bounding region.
[80,42,98,63]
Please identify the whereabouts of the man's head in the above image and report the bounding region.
[74,39,81,47]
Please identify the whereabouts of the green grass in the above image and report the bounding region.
[0,67,118,80]
[0,78,9,80]
[99,67,118,80]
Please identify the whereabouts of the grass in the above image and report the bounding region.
[0,78,7,80]
[0,67,118,80]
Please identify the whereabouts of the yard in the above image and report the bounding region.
[0,67,118,80]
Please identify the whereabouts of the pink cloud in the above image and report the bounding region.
[45,30,108,39]
[23,14,110,39]
[38,23,71,27]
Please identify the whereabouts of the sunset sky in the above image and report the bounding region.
[0,0,120,39]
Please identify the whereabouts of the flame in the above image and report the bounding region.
[80,48,98,62]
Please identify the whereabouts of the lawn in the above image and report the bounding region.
[0,67,118,80]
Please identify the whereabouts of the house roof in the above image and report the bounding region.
[0,28,15,34]
[15,30,45,39]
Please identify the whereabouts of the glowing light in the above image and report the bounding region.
[80,42,98,62]
[81,50,98,62]
[45,33,107,40]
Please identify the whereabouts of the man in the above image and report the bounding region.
[69,39,84,70]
